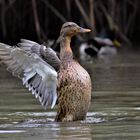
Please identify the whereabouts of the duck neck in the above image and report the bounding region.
[60,36,73,61]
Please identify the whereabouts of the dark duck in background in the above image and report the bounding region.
[79,29,121,63]
[0,22,92,122]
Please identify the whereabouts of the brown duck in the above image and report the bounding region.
[0,22,92,122]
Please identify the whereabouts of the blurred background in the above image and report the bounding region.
[0,0,139,47]
[0,1,140,139]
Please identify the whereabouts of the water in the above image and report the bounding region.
[0,50,140,140]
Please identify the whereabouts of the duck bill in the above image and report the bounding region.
[113,39,121,48]
[79,27,91,33]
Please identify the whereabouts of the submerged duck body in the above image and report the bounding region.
[56,60,91,121]
[0,22,91,122]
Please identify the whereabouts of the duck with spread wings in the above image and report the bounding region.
[0,22,92,122]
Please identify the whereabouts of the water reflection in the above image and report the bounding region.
[0,130,25,134]
[0,51,140,139]
[0,111,94,140]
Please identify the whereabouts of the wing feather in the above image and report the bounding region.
[0,43,58,109]
[18,39,61,71]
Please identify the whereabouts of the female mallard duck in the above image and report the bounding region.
[0,22,91,122]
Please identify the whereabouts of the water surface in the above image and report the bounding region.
[0,50,140,140]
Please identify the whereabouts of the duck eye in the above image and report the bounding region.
[62,24,72,29]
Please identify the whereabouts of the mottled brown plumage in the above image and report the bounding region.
[56,60,91,121]
[55,22,92,121]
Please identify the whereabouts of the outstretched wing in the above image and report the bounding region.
[0,43,57,109]
[18,39,61,71]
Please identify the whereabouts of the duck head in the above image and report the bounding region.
[57,22,91,42]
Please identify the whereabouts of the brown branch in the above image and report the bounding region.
[100,4,132,46]
[75,0,89,25]
[125,0,138,37]
[32,0,41,41]
[65,0,71,20]
[89,0,96,36]
[94,2,103,30]
[41,0,67,22]
[109,0,116,18]
[89,0,94,27]
[75,0,95,37]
